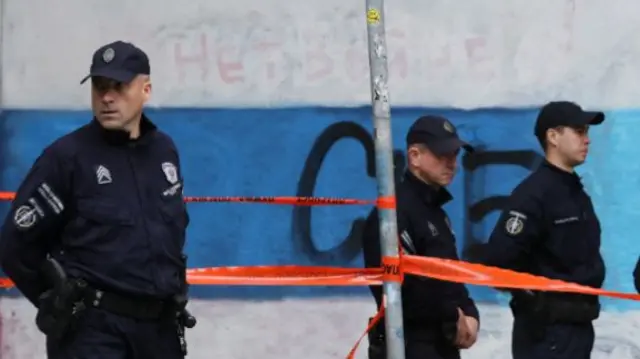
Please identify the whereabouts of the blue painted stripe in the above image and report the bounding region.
[0,107,638,311]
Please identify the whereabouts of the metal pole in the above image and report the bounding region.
[364,1,406,359]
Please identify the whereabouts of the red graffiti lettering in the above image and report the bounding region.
[254,42,281,80]
[306,36,333,82]
[465,36,494,78]
[173,33,209,83]
[216,46,244,84]
[465,36,490,64]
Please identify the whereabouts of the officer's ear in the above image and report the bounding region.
[546,127,564,148]
[141,76,152,102]
[407,144,423,168]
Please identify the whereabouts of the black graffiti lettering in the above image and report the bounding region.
[462,149,542,171]
[460,148,544,260]
[291,121,406,265]
[291,121,545,266]
[292,121,373,265]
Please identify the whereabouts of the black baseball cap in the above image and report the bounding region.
[406,115,474,155]
[80,41,150,84]
[534,101,605,139]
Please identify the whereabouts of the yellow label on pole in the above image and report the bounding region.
[367,8,381,24]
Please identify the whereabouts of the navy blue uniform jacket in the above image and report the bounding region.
[0,116,189,306]
[362,171,479,328]
[479,161,605,292]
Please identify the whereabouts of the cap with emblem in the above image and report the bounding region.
[80,40,150,85]
[534,101,605,142]
[406,115,474,155]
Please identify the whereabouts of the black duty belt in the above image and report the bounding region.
[82,286,169,320]
[510,291,600,324]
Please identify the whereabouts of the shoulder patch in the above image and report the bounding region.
[504,210,527,236]
[162,162,179,184]
[14,205,39,229]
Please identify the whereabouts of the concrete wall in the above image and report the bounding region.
[1,1,640,358]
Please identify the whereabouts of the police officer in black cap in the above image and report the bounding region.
[363,115,480,359]
[474,101,606,359]
[0,40,194,358]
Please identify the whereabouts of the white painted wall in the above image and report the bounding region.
[1,298,640,359]
[3,0,640,109]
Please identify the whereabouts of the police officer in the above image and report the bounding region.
[362,115,480,359]
[475,101,606,359]
[0,40,193,358]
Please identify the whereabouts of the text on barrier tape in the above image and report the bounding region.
[381,256,402,282]
[0,191,396,207]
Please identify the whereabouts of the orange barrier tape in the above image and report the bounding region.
[186,266,383,286]
[183,196,375,205]
[1,255,634,297]
[0,191,396,207]
[0,278,13,288]
[403,256,640,301]
[346,306,385,359]
[188,256,640,357]
[52,255,636,300]
[375,195,396,209]
[0,255,637,357]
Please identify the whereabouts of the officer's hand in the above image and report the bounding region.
[464,316,479,346]
[454,308,477,349]
[180,308,197,329]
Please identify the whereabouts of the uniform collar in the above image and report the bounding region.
[403,170,453,207]
[541,160,584,188]
[90,113,157,146]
